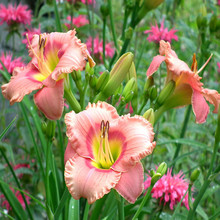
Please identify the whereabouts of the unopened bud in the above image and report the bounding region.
[96,70,110,92]
[143,108,155,125]
[126,62,137,81]
[125,27,133,40]
[156,162,167,176]
[101,52,134,99]
[122,77,136,98]
[151,173,162,185]
[149,86,157,101]
[209,15,217,33]
[85,62,94,76]
[123,90,134,103]
[46,121,56,139]
[100,4,109,17]
[41,121,47,133]
[126,0,135,9]
[190,168,200,182]
[89,75,97,89]
[71,70,81,82]
[150,169,156,177]
[155,80,175,110]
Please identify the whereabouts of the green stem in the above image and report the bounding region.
[107,0,118,50]
[64,89,81,113]
[137,99,147,115]
[57,121,64,176]
[172,105,192,164]
[121,8,129,40]
[116,193,124,220]
[53,0,62,32]
[132,184,154,220]
[83,201,90,220]
[102,17,107,67]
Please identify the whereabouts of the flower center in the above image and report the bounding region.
[94,120,115,169]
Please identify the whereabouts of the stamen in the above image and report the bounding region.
[197,54,213,74]
[191,53,197,73]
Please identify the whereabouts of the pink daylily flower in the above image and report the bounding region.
[1,30,95,120]
[64,101,156,204]
[146,40,220,123]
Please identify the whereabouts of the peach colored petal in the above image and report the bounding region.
[146,55,165,77]
[34,79,64,120]
[65,101,119,158]
[64,142,77,165]
[192,89,209,124]
[1,63,43,105]
[111,115,156,172]
[65,155,121,204]
[115,162,144,203]
[202,88,220,113]
[159,40,177,57]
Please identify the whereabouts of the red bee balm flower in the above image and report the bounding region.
[1,30,95,120]
[64,101,156,204]
[147,40,220,123]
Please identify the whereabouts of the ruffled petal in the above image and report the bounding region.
[115,162,144,203]
[34,79,64,120]
[111,115,156,172]
[1,63,43,105]
[64,142,77,165]
[202,88,220,113]
[192,89,209,124]
[65,155,121,204]
[65,101,119,159]
[146,55,165,77]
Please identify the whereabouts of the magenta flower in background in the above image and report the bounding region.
[13,163,31,178]
[144,20,178,44]
[217,62,220,73]
[1,189,31,210]
[0,52,25,74]
[65,15,89,29]
[86,36,115,60]
[0,3,32,26]
[22,26,41,47]
[144,168,192,210]
[218,0,220,6]
[66,0,95,4]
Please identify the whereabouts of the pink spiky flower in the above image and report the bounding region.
[65,15,89,29]
[66,0,95,4]
[217,62,220,73]
[86,36,115,61]
[1,189,31,210]
[144,168,192,210]
[144,20,178,44]
[0,52,25,74]
[0,3,32,26]
[64,101,156,204]
[22,26,41,48]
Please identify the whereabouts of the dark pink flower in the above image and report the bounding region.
[0,4,32,26]
[86,36,114,60]
[1,189,31,210]
[65,15,89,29]
[22,26,41,47]
[144,20,178,44]
[217,62,220,73]
[218,0,220,6]
[14,163,30,178]
[66,0,95,4]
[144,168,192,210]
[0,52,25,74]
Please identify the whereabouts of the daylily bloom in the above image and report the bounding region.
[1,30,95,120]
[147,40,220,123]
[64,101,156,204]
[144,20,178,44]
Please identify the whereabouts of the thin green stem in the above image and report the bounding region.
[57,121,64,175]
[83,201,90,220]
[102,17,107,67]
[121,8,129,40]
[107,0,118,50]
[137,99,147,115]
[64,89,81,113]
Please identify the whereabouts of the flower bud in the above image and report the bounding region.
[190,168,200,182]
[96,70,110,92]
[100,4,109,18]
[46,121,56,139]
[125,27,133,40]
[149,86,157,102]
[85,62,94,76]
[150,169,156,177]
[143,108,155,125]
[209,15,217,33]
[126,62,137,81]
[41,121,47,133]
[89,75,97,89]
[154,80,175,110]
[125,0,135,9]
[100,52,134,99]
[122,77,136,98]
[151,173,162,186]
[156,162,167,176]
[123,90,134,103]
[71,70,81,82]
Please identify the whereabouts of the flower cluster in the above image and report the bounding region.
[0,3,32,26]
[0,52,25,74]
[144,20,178,44]
[86,36,115,61]
[65,15,89,29]
[144,168,192,210]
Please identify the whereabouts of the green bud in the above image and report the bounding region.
[190,168,200,182]
[85,62,94,76]
[101,52,134,99]
[149,86,157,102]
[208,173,219,182]
[151,173,162,186]
[126,0,135,9]
[46,121,56,139]
[96,70,110,92]
[100,4,109,17]
[124,90,134,103]
[156,162,167,176]
[150,169,156,177]
[41,121,47,133]
[209,15,217,33]
[197,15,207,31]
[125,27,133,40]
[89,75,97,89]
[114,83,124,96]
[126,62,137,81]
[143,108,155,125]
[155,80,175,110]
[144,77,154,92]
[122,77,136,97]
